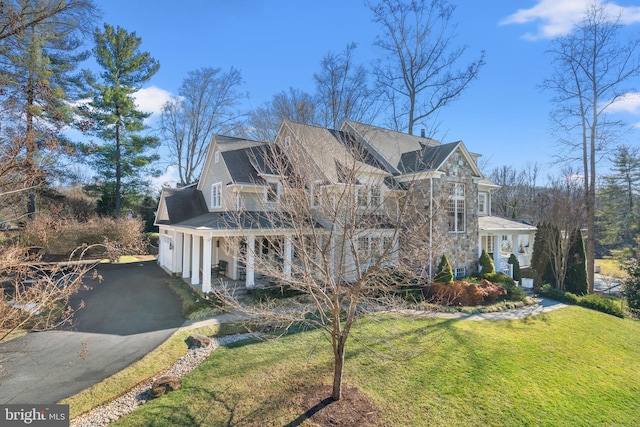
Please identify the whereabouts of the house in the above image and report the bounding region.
[155,120,536,293]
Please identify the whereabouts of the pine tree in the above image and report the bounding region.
[82,24,160,216]
[0,0,98,218]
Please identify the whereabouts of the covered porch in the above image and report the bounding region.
[158,230,298,293]
[478,216,537,278]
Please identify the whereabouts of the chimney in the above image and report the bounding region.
[420,129,425,138]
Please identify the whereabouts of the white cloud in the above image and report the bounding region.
[148,165,179,191]
[606,92,640,114]
[133,86,173,116]
[500,0,640,40]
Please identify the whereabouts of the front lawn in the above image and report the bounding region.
[113,307,640,426]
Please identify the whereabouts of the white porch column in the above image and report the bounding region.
[493,235,501,271]
[202,236,212,293]
[182,233,191,279]
[246,234,255,288]
[191,235,201,286]
[284,235,292,280]
[174,231,183,274]
[512,234,519,256]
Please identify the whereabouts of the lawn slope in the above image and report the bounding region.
[114,306,640,426]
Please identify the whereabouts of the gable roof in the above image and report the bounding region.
[282,120,390,184]
[342,120,440,174]
[398,141,460,174]
[155,186,208,225]
[198,135,267,191]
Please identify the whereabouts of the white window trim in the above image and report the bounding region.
[356,185,383,209]
[448,183,465,233]
[265,180,281,203]
[478,192,487,215]
[211,182,222,208]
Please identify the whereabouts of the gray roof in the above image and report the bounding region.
[478,216,537,232]
[398,141,459,174]
[222,148,265,185]
[157,187,208,225]
[176,211,323,231]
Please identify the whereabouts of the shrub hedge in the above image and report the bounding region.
[539,284,624,318]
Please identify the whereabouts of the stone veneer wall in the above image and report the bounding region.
[409,150,479,278]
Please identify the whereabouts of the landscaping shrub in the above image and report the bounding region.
[250,282,305,302]
[479,249,495,274]
[539,284,624,318]
[427,280,505,306]
[508,254,521,281]
[21,216,148,258]
[483,272,515,287]
[501,280,527,302]
[578,294,623,318]
[434,254,453,284]
[622,259,640,311]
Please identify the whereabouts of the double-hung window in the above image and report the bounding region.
[478,192,487,215]
[356,186,382,208]
[448,183,465,233]
[211,182,222,208]
[266,181,280,203]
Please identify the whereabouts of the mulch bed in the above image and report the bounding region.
[288,384,382,427]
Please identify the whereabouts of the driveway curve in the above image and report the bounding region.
[0,261,184,404]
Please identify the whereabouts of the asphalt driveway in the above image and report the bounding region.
[0,261,184,404]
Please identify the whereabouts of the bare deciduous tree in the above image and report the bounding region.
[215,128,447,401]
[368,0,485,135]
[314,43,380,129]
[244,88,317,142]
[542,1,640,293]
[534,167,586,290]
[161,67,246,186]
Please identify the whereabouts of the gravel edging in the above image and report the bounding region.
[71,333,257,427]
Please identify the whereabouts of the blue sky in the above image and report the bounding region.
[92,0,640,185]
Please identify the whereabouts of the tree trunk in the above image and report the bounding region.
[331,336,346,401]
[115,118,122,217]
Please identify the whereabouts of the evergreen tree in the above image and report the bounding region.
[598,145,640,251]
[479,249,495,275]
[0,0,98,218]
[508,253,521,281]
[434,254,453,284]
[82,23,160,216]
[531,222,557,287]
[565,228,588,295]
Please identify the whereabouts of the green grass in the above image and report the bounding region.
[112,307,640,427]
[596,258,627,278]
[60,322,248,419]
